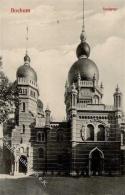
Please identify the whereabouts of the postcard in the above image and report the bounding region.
[0,0,125,195]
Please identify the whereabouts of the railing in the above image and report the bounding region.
[77,104,114,111]
[79,81,93,87]
[104,105,114,111]
[17,78,38,89]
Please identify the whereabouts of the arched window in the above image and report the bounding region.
[37,132,45,142]
[73,94,75,106]
[86,124,94,141]
[42,132,45,141]
[38,148,44,158]
[37,133,41,142]
[22,102,25,112]
[57,130,64,142]
[93,95,99,104]
[23,89,27,95]
[22,124,25,134]
[20,147,24,153]
[27,147,29,157]
[20,137,23,144]
[97,125,105,141]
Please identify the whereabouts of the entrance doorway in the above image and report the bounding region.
[19,155,27,173]
[89,148,104,176]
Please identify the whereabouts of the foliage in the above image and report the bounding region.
[0,71,19,124]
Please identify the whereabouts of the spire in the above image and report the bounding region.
[24,26,30,65]
[26,25,29,55]
[116,84,120,93]
[114,84,122,110]
[76,0,90,58]
[100,82,104,89]
[72,82,76,90]
[80,0,86,42]
[93,73,96,89]
[82,0,85,31]
[116,84,119,91]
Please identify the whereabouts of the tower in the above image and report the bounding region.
[65,0,103,122]
[114,85,123,111]
[15,26,39,139]
[16,52,39,140]
[45,106,51,128]
[11,27,40,175]
[64,0,122,176]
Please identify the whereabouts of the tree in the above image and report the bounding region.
[0,69,19,124]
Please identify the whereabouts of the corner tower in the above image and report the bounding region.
[16,52,39,141]
[11,52,40,175]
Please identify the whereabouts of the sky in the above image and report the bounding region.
[0,0,125,121]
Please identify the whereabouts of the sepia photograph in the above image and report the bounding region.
[0,0,125,194]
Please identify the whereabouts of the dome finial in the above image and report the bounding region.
[80,0,86,42]
[24,53,31,64]
[24,26,31,65]
[80,29,86,43]
[25,25,29,54]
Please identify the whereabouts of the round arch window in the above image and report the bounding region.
[86,124,94,141]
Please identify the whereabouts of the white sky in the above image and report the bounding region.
[0,0,125,121]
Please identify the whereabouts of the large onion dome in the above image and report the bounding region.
[16,53,37,82]
[68,30,99,85]
[68,58,99,84]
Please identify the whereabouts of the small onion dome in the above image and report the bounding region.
[37,99,43,112]
[16,54,37,82]
[68,57,99,85]
[24,54,31,63]
[76,41,90,58]
[76,30,90,58]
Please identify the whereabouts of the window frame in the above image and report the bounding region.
[37,131,45,142]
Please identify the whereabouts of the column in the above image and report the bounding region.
[71,111,77,176]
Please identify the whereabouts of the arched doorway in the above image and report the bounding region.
[19,155,27,173]
[89,148,104,176]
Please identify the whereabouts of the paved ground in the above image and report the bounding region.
[0,175,125,195]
